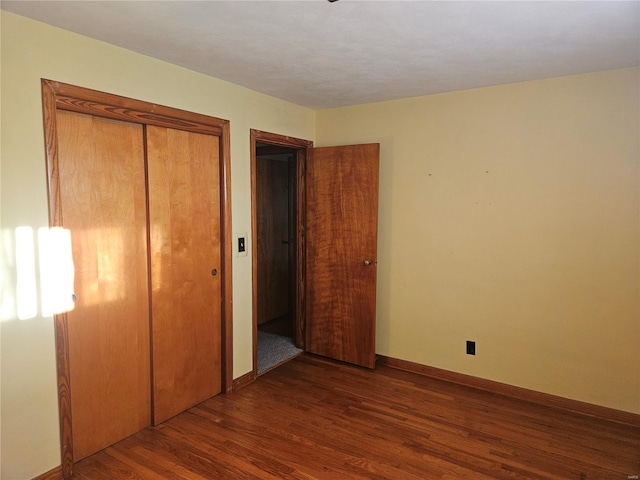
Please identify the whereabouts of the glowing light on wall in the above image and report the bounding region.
[3,226,76,322]
[15,226,37,320]
[39,227,75,316]
[1,228,18,321]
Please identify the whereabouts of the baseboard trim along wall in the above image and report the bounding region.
[232,370,257,392]
[376,355,640,428]
[32,465,63,480]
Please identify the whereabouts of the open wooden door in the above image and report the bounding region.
[305,143,380,368]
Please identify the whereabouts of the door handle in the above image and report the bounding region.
[363,260,377,266]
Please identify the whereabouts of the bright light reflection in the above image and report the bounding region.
[1,228,18,321]
[15,226,37,320]
[39,227,75,316]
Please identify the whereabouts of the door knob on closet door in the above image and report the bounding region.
[363,260,377,266]
[211,269,218,276]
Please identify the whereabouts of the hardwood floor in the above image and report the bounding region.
[71,354,639,479]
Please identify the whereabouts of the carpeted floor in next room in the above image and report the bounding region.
[257,330,303,374]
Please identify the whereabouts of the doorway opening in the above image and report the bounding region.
[251,130,313,376]
[255,143,300,372]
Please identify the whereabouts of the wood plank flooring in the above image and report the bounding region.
[71,354,640,479]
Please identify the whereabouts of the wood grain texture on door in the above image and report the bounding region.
[147,126,222,424]
[57,110,151,461]
[305,144,380,369]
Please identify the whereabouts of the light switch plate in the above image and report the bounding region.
[234,233,248,257]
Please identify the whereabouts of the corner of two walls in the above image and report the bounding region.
[315,67,640,415]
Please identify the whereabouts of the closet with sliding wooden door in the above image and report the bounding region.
[42,80,232,475]
[146,125,223,424]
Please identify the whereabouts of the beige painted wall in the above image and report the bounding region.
[317,67,640,416]
[0,11,315,479]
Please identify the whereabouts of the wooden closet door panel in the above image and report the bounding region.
[147,126,222,424]
[57,110,151,461]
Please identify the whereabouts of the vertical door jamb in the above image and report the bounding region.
[41,80,74,479]
[295,147,307,350]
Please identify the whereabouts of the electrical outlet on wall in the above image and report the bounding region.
[466,340,476,355]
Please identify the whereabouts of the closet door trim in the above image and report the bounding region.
[46,81,225,136]
[41,79,233,479]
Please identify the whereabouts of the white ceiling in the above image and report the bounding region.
[3,0,639,109]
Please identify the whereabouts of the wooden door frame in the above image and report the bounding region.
[41,79,233,479]
[250,130,313,377]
